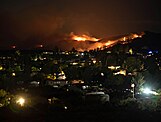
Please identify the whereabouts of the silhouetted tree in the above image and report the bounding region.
[131,72,145,93]
[123,57,144,73]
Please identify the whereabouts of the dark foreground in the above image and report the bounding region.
[1,104,161,122]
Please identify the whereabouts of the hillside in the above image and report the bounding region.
[129,31,161,51]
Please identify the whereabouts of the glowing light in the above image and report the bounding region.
[142,88,159,95]
[70,32,100,42]
[114,70,126,76]
[108,66,121,70]
[151,91,159,95]
[68,32,144,51]
[148,51,153,54]
[16,97,25,106]
[0,66,3,70]
[104,41,117,47]
[93,60,96,64]
[71,80,84,84]
[101,73,104,76]
[129,48,133,54]
[105,42,110,46]
[95,43,103,49]
[131,83,135,88]
[123,37,126,41]
[98,45,101,49]
[133,34,139,38]
[108,66,115,70]
[143,88,151,94]
[12,72,16,76]
[64,106,68,109]
[131,83,135,98]
[72,62,78,65]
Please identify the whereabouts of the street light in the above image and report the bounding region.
[16,97,25,107]
[143,88,151,94]
[142,87,159,95]
[131,83,135,99]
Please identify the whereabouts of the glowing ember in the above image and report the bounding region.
[70,32,100,42]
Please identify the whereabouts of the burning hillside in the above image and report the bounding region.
[70,32,100,42]
[6,31,144,51]
[65,32,144,51]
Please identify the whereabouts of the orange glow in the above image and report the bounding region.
[70,32,100,42]
[97,43,102,48]
[68,32,144,51]
[129,32,144,39]
[105,41,117,47]
[105,42,112,46]
[133,34,139,38]
[123,37,126,41]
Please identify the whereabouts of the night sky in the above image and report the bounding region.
[0,0,161,49]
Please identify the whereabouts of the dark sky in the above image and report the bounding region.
[0,0,161,49]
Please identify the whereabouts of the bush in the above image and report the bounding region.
[0,89,11,107]
[119,96,161,111]
[137,96,161,111]
[119,97,138,110]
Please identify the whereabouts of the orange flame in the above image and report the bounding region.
[68,32,144,51]
[105,41,117,47]
[70,32,100,42]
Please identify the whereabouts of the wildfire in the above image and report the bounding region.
[70,32,100,42]
[105,41,117,47]
[118,32,144,44]
[68,32,144,51]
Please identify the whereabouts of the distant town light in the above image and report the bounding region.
[129,48,133,54]
[81,53,84,56]
[123,37,126,41]
[64,106,68,109]
[108,66,121,70]
[148,51,153,54]
[107,51,111,54]
[131,83,135,88]
[113,70,126,76]
[0,66,3,70]
[12,72,16,76]
[101,73,104,76]
[93,60,96,64]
